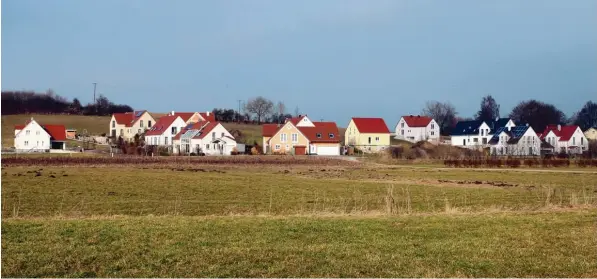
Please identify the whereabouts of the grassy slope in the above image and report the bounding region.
[2,212,596,277]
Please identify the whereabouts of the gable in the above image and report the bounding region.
[401,116,433,128]
[352,118,390,133]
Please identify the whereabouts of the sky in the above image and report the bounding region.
[2,0,596,125]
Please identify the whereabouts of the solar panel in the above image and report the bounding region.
[185,123,194,129]
[135,111,144,117]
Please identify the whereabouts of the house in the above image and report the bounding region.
[169,111,215,124]
[345,117,391,152]
[65,129,77,139]
[145,115,187,146]
[540,125,588,154]
[172,121,237,155]
[262,124,279,153]
[109,110,156,141]
[584,127,597,141]
[489,125,540,156]
[394,115,439,143]
[451,118,516,149]
[14,118,67,152]
[263,115,341,155]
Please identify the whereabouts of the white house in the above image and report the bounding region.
[172,121,237,155]
[144,115,186,147]
[451,118,516,149]
[109,110,156,141]
[394,115,440,143]
[489,125,541,156]
[540,125,588,154]
[14,118,67,152]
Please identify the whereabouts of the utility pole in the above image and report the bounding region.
[93,83,97,103]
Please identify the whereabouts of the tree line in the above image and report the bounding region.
[422,96,597,135]
[1,90,133,116]
[212,96,296,124]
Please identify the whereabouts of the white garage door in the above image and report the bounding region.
[316,146,340,156]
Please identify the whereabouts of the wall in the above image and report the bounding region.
[146,117,186,146]
[394,119,440,143]
[268,122,309,154]
[14,121,51,151]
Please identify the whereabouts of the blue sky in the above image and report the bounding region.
[2,0,596,125]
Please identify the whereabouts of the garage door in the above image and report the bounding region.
[316,146,340,156]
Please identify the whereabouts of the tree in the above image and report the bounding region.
[421,101,457,135]
[70,98,82,114]
[475,95,500,123]
[294,106,300,117]
[573,101,597,130]
[245,96,274,124]
[509,100,566,132]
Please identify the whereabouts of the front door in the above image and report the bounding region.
[309,144,317,154]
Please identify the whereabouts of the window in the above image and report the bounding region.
[375,137,380,142]
[316,133,322,138]
[26,130,30,135]
[164,137,168,145]
[482,138,487,144]
[368,137,371,144]
[212,132,216,140]
[24,141,28,146]
[171,127,177,135]
[463,139,466,145]
[275,144,280,150]
[581,137,584,145]
[285,144,289,150]
[572,137,576,145]
[401,122,404,128]
[431,123,435,129]
[329,133,335,139]
[221,132,225,138]
[281,133,287,142]
[401,130,404,135]
[140,120,144,128]
[473,138,478,143]
[303,118,307,122]
[120,129,124,135]
[291,133,298,143]
[206,144,210,150]
[431,131,435,136]
[112,121,115,128]
[36,131,40,135]
[138,129,141,134]
[148,121,152,127]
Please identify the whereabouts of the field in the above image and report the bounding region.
[2,157,597,277]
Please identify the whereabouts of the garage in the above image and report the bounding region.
[313,145,340,156]
[293,145,306,155]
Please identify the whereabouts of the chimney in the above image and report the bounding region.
[171,111,175,116]
[557,124,561,131]
[508,126,511,131]
[206,111,210,116]
[526,123,529,127]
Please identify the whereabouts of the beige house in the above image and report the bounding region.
[109,111,156,141]
[585,128,597,141]
[263,115,341,155]
[170,111,216,125]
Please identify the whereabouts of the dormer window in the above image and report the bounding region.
[316,133,322,138]
[329,133,334,138]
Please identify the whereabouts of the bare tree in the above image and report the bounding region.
[245,96,274,124]
[294,106,300,117]
[421,101,457,135]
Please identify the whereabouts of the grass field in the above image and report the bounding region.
[2,159,597,277]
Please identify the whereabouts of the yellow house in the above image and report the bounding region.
[109,110,156,141]
[262,115,341,155]
[585,127,597,141]
[345,117,391,152]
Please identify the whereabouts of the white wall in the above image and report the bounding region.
[564,127,589,154]
[490,128,541,156]
[175,123,236,155]
[394,118,440,142]
[145,117,186,146]
[14,121,52,151]
[451,122,493,149]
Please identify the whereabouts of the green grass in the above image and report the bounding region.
[2,211,596,277]
[2,164,596,277]
[1,114,110,147]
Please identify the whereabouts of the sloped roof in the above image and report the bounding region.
[488,126,530,145]
[542,125,579,142]
[352,118,390,133]
[15,122,66,141]
[297,122,340,143]
[401,115,433,128]
[451,120,484,136]
[262,124,279,137]
[199,112,216,122]
[172,112,196,122]
[487,118,513,133]
[173,121,210,140]
[193,122,220,139]
[145,115,180,136]
[113,110,147,127]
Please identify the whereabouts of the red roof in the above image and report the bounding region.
[297,122,340,143]
[113,111,147,127]
[542,125,579,142]
[172,112,196,122]
[15,122,66,141]
[262,124,280,137]
[351,118,390,133]
[199,112,216,122]
[194,122,219,139]
[402,115,433,127]
[145,115,181,136]
[172,121,212,140]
